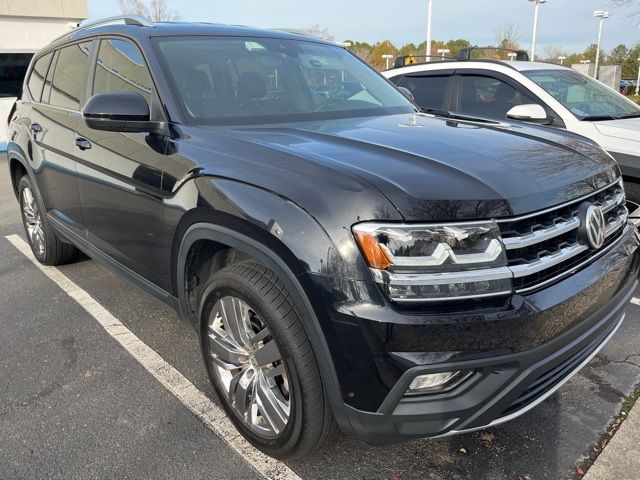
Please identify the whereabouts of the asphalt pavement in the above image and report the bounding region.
[1,154,639,480]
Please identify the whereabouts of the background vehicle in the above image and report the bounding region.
[383,49,640,216]
[7,18,640,458]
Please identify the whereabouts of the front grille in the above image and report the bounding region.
[499,181,627,293]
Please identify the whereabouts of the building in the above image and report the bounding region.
[0,0,88,142]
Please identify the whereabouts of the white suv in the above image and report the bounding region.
[383,53,640,215]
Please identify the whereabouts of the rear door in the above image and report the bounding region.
[74,36,168,286]
[26,41,93,237]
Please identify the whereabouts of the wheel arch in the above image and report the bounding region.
[174,217,355,436]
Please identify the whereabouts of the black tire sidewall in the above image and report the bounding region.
[199,277,306,457]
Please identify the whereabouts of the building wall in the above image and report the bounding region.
[0,0,87,20]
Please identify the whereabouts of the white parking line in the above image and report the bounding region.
[5,234,301,480]
[631,297,640,306]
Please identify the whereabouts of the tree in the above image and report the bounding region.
[300,25,335,42]
[119,0,180,21]
[583,43,606,63]
[608,44,629,64]
[495,23,521,51]
[542,45,568,64]
[445,38,471,56]
[370,40,398,70]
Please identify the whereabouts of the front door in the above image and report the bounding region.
[74,37,168,286]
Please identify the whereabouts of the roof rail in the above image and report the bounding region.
[457,47,529,61]
[51,15,154,43]
[393,54,455,68]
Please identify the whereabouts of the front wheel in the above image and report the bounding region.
[200,260,335,458]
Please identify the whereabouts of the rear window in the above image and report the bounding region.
[26,53,53,102]
[49,42,92,110]
[400,75,449,110]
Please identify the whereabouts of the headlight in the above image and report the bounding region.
[353,221,513,302]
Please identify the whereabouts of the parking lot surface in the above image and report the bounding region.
[1,155,639,480]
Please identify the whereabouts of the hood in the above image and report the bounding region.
[197,113,619,222]
[594,117,640,142]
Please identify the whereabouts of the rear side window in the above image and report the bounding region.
[93,38,153,105]
[26,53,53,102]
[456,75,532,118]
[400,75,449,110]
[49,42,92,110]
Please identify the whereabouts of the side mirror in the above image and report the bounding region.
[82,92,165,133]
[506,104,551,125]
[397,86,415,102]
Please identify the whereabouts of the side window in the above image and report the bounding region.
[41,51,58,104]
[50,42,92,110]
[26,53,53,102]
[387,75,404,86]
[456,75,532,118]
[93,38,153,105]
[399,75,449,110]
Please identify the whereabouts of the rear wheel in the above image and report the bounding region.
[18,176,78,265]
[200,260,335,458]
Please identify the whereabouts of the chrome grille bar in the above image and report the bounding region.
[503,217,580,250]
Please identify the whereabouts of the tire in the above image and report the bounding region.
[200,260,335,458]
[18,175,78,266]
[625,181,640,224]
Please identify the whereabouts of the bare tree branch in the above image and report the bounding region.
[495,23,521,50]
[119,0,180,21]
[300,25,335,42]
[610,0,640,23]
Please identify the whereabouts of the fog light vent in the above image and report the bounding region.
[407,370,473,395]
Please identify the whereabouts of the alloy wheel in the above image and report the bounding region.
[207,295,291,437]
[22,187,45,256]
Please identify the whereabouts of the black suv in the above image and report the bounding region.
[7,16,640,459]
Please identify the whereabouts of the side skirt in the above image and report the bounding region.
[47,214,180,312]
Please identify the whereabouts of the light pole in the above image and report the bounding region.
[382,54,394,70]
[507,52,518,61]
[580,60,591,64]
[528,0,548,61]
[425,0,433,61]
[594,10,610,79]
[437,48,450,59]
[558,55,566,65]
[636,58,640,95]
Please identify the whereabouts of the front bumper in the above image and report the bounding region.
[306,224,640,444]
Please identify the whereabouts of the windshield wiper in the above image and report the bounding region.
[613,112,640,119]
[580,115,617,121]
[420,108,501,124]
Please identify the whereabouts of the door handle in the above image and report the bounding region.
[30,123,42,134]
[75,137,92,151]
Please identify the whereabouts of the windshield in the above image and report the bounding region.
[523,69,640,121]
[156,36,414,125]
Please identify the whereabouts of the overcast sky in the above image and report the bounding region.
[87,0,640,53]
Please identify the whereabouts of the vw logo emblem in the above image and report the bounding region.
[578,203,606,250]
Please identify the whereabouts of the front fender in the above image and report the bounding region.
[170,177,363,436]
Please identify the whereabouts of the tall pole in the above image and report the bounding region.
[636,58,640,95]
[595,17,604,79]
[593,11,609,80]
[531,1,540,61]
[425,0,433,62]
